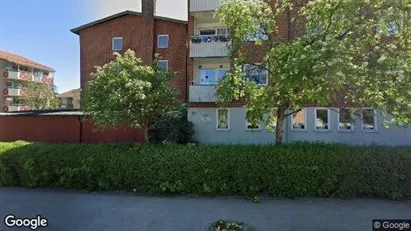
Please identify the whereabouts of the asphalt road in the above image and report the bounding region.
[0,188,409,231]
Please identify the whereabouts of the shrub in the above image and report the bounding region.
[0,141,410,199]
[148,109,196,144]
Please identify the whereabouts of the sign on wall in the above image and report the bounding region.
[200,113,212,121]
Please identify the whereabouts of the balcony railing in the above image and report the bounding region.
[190,36,229,58]
[3,87,29,97]
[2,105,31,112]
[189,83,219,102]
[3,70,33,81]
[3,70,54,84]
[190,0,221,12]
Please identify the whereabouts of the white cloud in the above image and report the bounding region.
[83,0,187,21]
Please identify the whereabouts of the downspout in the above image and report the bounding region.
[185,24,189,104]
[186,0,190,104]
[153,14,156,62]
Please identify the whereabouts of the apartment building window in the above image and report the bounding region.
[315,108,330,131]
[199,68,228,85]
[216,108,230,130]
[6,81,13,87]
[157,60,168,71]
[158,35,169,48]
[338,108,354,131]
[112,37,123,51]
[361,109,378,132]
[246,117,261,131]
[247,24,268,41]
[244,64,268,85]
[388,22,399,35]
[291,109,307,131]
[5,63,17,71]
[376,21,399,35]
[19,66,29,72]
[198,28,229,40]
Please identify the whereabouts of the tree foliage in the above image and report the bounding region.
[83,50,181,142]
[21,81,58,110]
[215,0,411,143]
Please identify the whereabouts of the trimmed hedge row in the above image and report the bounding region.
[0,141,410,199]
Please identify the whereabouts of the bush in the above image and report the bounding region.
[148,109,196,144]
[0,141,410,199]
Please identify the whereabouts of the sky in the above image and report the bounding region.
[0,0,187,93]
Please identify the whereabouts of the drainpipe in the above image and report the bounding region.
[77,115,83,143]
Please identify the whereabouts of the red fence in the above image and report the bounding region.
[0,115,144,143]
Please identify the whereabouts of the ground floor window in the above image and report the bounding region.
[361,109,377,132]
[315,108,330,131]
[291,109,306,131]
[338,108,354,131]
[246,117,261,131]
[216,108,229,130]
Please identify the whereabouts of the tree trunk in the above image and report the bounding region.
[143,126,149,143]
[275,107,285,144]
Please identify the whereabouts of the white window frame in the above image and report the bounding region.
[247,24,269,41]
[199,68,229,85]
[314,108,331,132]
[337,108,354,132]
[245,116,261,131]
[157,34,169,48]
[198,28,229,37]
[216,108,230,131]
[112,37,123,51]
[157,60,169,71]
[361,108,378,132]
[243,63,269,86]
[290,108,307,131]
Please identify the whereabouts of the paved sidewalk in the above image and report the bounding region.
[0,188,409,231]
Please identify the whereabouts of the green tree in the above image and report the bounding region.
[21,81,58,110]
[83,49,180,142]
[215,0,411,143]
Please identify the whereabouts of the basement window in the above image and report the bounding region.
[112,37,123,51]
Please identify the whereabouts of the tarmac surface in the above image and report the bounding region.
[0,188,409,231]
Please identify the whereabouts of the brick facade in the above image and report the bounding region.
[74,10,188,103]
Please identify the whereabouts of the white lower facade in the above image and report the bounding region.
[188,107,411,145]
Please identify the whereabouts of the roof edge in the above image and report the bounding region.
[71,10,187,35]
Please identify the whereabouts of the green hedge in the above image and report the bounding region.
[0,141,410,199]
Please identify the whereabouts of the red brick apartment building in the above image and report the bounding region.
[70,0,188,101]
[71,0,411,145]
[0,50,55,112]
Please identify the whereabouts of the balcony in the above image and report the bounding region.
[3,70,33,81]
[189,84,218,102]
[190,0,221,12]
[190,36,229,58]
[2,87,28,97]
[41,75,53,84]
[2,105,31,112]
